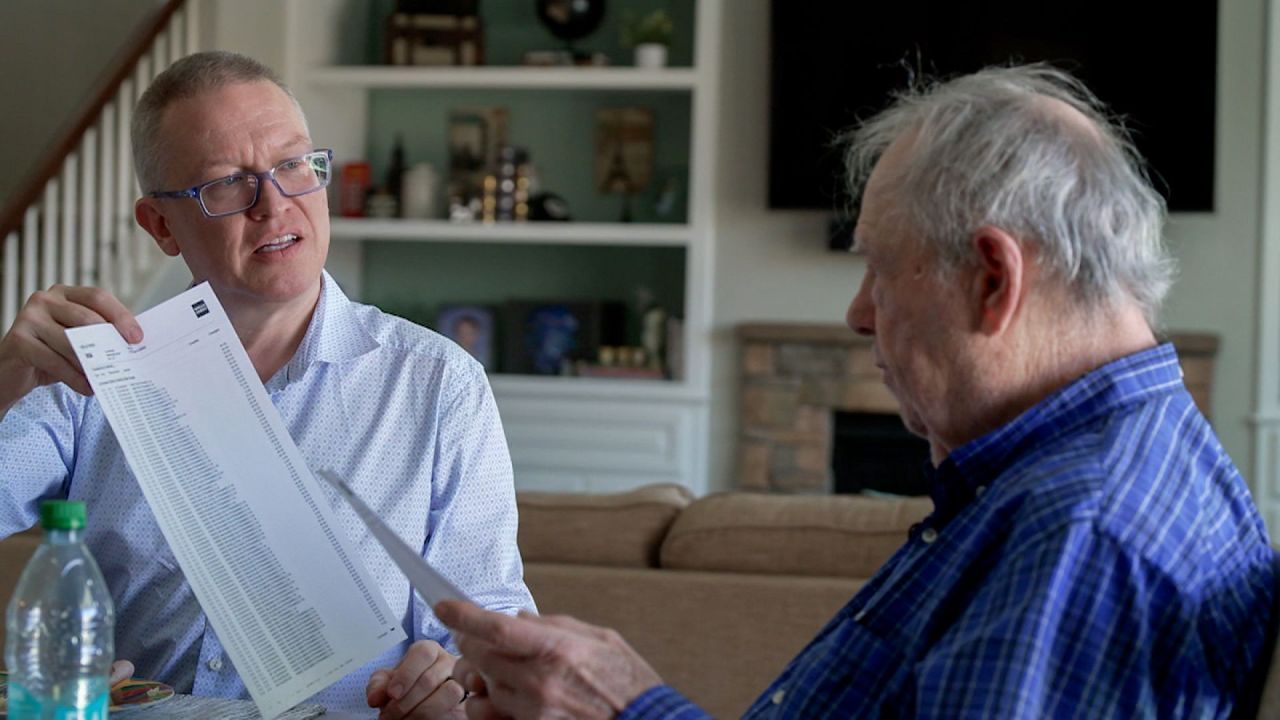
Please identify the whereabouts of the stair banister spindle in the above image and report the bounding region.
[60,155,77,286]
[79,130,98,286]
[21,208,37,303]
[116,81,135,298]
[2,232,17,331]
[99,111,116,294]
[41,180,58,290]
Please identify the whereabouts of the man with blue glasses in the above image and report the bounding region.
[0,51,533,718]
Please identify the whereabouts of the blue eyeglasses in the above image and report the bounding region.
[148,149,333,218]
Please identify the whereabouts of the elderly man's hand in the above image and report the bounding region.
[436,601,662,720]
[366,639,467,719]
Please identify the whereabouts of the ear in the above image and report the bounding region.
[134,198,182,257]
[968,225,1025,336]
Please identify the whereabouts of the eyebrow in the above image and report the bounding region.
[206,136,314,174]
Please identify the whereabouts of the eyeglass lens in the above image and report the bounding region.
[199,152,331,215]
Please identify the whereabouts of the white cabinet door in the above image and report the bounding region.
[494,394,705,494]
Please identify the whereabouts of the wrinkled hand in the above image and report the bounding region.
[0,285,141,414]
[367,639,467,719]
[436,601,662,720]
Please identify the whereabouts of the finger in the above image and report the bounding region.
[109,659,134,686]
[528,613,612,639]
[451,641,541,698]
[45,296,111,331]
[463,694,510,720]
[453,658,489,696]
[30,317,87,377]
[386,641,445,702]
[393,675,466,720]
[435,602,547,656]
[388,654,458,719]
[367,668,392,708]
[60,286,142,343]
[17,332,92,395]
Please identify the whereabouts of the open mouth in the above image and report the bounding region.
[255,234,299,254]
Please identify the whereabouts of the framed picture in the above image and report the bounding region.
[502,301,596,375]
[385,11,484,67]
[438,305,494,370]
[501,301,627,375]
[594,107,655,194]
[448,107,509,207]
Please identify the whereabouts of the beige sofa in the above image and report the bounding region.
[0,487,929,717]
[517,484,930,717]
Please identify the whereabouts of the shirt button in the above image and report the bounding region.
[207,657,224,671]
[921,527,939,544]
[975,485,987,497]
[771,689,786,705]
[854,610,867,622]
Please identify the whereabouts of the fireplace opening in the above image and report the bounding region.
[831,411,931,496]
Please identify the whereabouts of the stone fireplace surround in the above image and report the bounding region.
[736,324,1218,494]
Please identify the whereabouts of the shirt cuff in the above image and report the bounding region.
[619,685,710,720]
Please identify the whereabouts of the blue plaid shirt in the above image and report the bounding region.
[622,344,1275,719]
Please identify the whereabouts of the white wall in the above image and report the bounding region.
[0,0,164,211]
[1160,0,1266,486]
[707,0,1267,492]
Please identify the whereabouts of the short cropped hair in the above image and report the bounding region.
[131,50,308,192]
[843,64,1175,324]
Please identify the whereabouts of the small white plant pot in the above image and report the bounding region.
[634,43,668,69]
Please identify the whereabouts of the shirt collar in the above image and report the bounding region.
[925,343,1184,528]
[270,271,379,389]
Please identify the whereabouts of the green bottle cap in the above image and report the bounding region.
[39,500,86,530]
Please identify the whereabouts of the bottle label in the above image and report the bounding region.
[8,682,109,720]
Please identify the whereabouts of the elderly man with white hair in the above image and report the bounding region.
[437,65,1277,719]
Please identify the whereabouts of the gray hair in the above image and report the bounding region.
[843,64,1175,325]
[131,50,308,192]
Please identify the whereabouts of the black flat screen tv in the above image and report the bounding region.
[769,2,1219,215]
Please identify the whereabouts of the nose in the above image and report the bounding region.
[246,176,290,219]
[846,269,875,336]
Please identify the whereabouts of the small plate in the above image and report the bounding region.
[0,670,175,714]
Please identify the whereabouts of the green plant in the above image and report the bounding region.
[621,9,674,47]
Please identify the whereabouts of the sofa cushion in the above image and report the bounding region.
[661,492,932,578]
[518,483,694,568]
[525,562,860,718]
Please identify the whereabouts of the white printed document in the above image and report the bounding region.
[66,284,406,719]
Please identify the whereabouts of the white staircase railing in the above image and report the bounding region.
[0,0,196,332]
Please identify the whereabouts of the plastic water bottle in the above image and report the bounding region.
[5,500,115,719]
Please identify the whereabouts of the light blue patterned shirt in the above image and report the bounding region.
[0,272,535,713]
[624,344,1275,718]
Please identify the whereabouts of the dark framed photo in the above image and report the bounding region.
[502,301,596,375]
[438,305,494,370]
[501,301,627,376]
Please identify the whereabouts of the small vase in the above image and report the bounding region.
[634,43,668,69]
